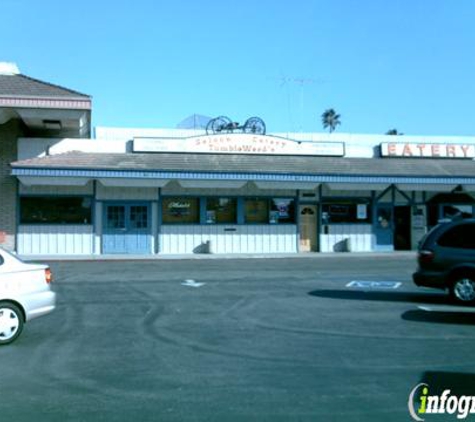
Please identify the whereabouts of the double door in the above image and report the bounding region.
[103,203,151,254]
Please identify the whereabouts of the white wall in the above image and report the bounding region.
[19,131,475,162]
[18,137,127,160]
[319,224,373,253]
[160,225,297,254]
[18,225,94,255]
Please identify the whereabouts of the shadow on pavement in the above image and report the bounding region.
[308,289,448,305]
[416,371,475,396]
[402,309,475,325]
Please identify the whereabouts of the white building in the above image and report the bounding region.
[3,64,475,256]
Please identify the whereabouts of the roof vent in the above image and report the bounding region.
[0,62,20,75]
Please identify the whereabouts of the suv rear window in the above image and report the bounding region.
[438,223,475,249]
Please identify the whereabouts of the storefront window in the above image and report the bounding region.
[270,198,295,224]
[322,201,371,224]
[20,196,92,224]
[162,197,199,224]
[442,204,473,220]
[206,198,237,224]
[244,198,269,223]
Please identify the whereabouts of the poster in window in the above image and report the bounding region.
[206,210,216,224]
[269,211,279,224]
[357,204,367,220]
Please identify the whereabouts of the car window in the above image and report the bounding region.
[0,254,3,266]
[438,223,475,249]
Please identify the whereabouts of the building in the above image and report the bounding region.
[2,64,475,256]
[0,63,91,252]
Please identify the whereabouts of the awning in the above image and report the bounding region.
[254,181,320,190]
[396,184,458,192]
[98,178,170,188]
[178,180,248,189]
[325,183,390,191]
[19,176,91,186]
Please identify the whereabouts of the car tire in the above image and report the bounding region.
[450,275,475,305]
[0,302,24,345]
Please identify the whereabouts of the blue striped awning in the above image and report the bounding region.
[11,167,475,186]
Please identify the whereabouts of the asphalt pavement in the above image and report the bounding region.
[1,255,474,422]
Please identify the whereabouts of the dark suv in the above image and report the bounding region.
[413,218,475,304]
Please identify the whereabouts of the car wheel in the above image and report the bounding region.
[0,302,24,345]
[450,276,475,304]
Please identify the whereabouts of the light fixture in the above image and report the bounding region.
[43,120,62,130]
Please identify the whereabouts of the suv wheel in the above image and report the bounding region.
[450,276,475,304]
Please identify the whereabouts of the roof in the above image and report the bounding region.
[0,73,90,99]
[10,151,475,184]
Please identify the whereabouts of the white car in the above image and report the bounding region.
[0,248,56,345]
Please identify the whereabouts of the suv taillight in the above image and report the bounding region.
[45,268,53,284]
[418,250,435,266]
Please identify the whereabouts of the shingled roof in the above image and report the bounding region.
[10,151,475,180]
[0,73,89,99]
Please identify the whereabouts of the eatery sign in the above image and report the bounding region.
[381,142,475,159]
[133,134,345,157]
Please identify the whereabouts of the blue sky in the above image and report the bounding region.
[2,0,475,136]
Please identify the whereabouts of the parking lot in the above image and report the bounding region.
[1,254,475,421]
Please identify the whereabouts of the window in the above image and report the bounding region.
[20,197,92,224]
[244,197,296,224]
[322,201,371,224]
[161,196,296,225]
[244,198,269,223]
[442,205,473,220]
[206,198,237,224]
[162,197,199,224]
[270,198,295,224]
[438,224,475,249]
[106,206,125,229]
[130,206,149,229]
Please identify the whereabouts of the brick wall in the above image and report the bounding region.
[0,119,21,251]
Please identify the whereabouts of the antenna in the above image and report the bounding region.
[270,75,322,133]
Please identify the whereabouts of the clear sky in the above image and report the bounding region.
[2,0,475,136]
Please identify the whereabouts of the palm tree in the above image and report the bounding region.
[321,108,341,133]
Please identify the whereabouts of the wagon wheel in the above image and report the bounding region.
[243,117,266,135]
[211,116,233,134]
[206,118,216,135]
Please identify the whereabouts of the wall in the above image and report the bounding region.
[160,225,297,254]
[17,225,93,255]
[0,119,21,251]
[319,224,373,252]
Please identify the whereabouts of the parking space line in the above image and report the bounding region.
[346,281,402,289]
[181,279,205,288]
[417,306,432,312]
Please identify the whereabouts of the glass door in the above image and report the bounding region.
[103,203,151,254]
[375,204,393,251]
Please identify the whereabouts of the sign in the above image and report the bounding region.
[381,142,475,159]
[357,204,367,220]
[133,134,345,157]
